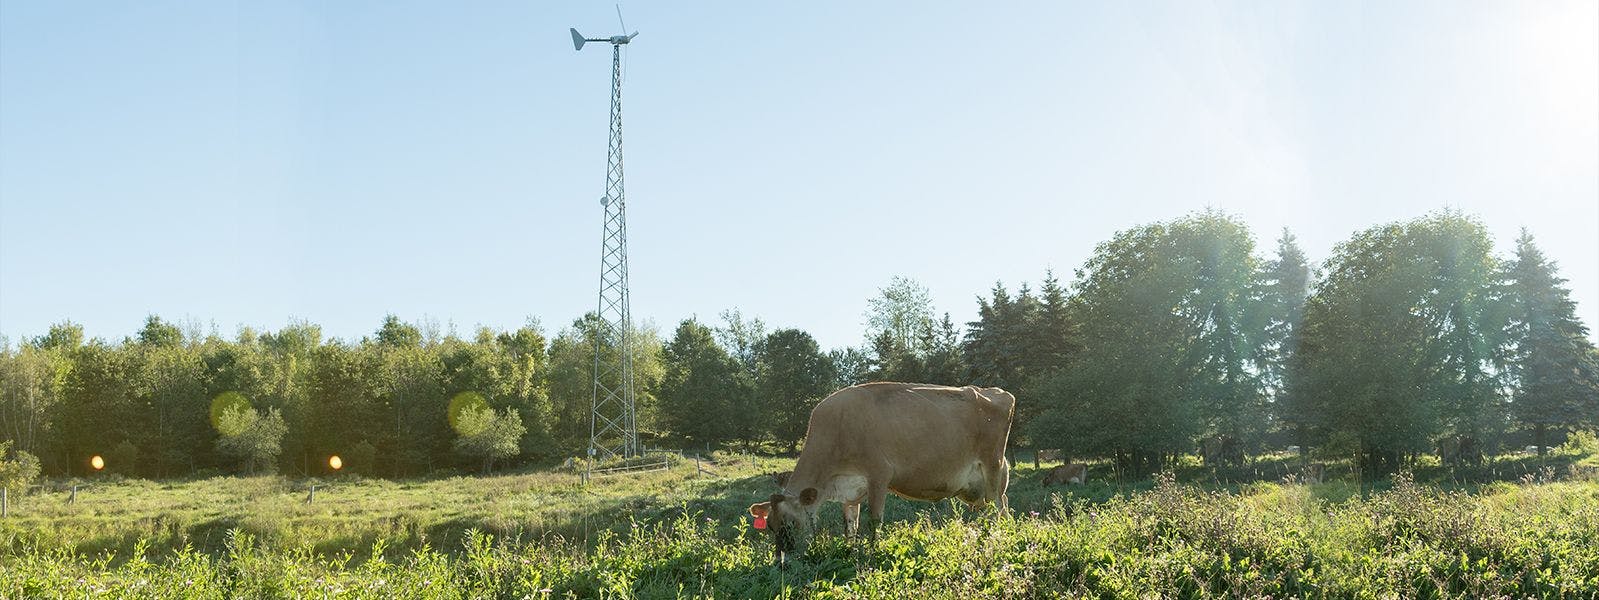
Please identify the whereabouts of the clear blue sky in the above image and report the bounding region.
[2,1,1595,350]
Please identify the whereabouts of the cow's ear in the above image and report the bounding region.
[748,502,770,518]
[799,487,819,505]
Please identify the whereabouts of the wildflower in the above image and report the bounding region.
[1029,511,1040,518]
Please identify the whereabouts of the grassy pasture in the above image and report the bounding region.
[3,451,1598,598]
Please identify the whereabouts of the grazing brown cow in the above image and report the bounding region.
[748,382,1015,563]
[1042,463,1087,486]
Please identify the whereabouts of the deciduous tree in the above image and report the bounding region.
[1029,211,1264,473]
[216,405,287,473]
[453,405,525,472]
[756,328,835,452]
[1290,212,1507,471]
[658,320,745,449]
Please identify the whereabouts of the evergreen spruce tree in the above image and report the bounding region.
[1259,230,1312,448]
[1502,230,1599,454]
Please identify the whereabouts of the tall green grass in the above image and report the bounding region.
[4,464,1597,599]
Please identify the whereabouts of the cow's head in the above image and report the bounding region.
[748,487,819,563]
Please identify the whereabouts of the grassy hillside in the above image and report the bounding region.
[3,453,1598,598]
[1,453,795,558]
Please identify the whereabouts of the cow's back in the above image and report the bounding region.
[800,383,1013,494]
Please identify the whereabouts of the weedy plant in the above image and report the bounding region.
[3,462,1596,599]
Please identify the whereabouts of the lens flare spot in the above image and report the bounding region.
[447,391,490,434]
[90,455,105,470]
[209,392,253,433]
[329,455,343,471]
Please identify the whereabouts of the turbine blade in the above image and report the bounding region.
[570,28,585,51]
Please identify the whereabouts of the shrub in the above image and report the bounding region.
[216,406,287,474]
[453,407,525,473]
[0,441,41,494]
[348,440,378,475]
[1560,430,1598,456]
[105,440,141,476]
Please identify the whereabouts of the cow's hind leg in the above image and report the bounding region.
[866,479,888,540]
[986,458,1011,522]
[843,503,861,538]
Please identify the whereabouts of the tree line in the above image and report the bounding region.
[1,210,1595,479]
[1019,211,1598,473]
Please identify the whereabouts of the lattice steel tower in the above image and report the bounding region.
[571,23,640,460]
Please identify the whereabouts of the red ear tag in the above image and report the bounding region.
[752,516,767,530]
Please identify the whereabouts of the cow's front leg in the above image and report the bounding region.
[843,503,861,538]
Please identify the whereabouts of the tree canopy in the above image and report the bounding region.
[1,210,1591,478]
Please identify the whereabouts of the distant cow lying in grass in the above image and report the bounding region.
[1301,463,1325,484]
[770,471,792,488]
[1042,463,1087,485]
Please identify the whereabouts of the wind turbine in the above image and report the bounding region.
[570,6,638,51]
[569,28,637,51]
[574,9,641,462]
